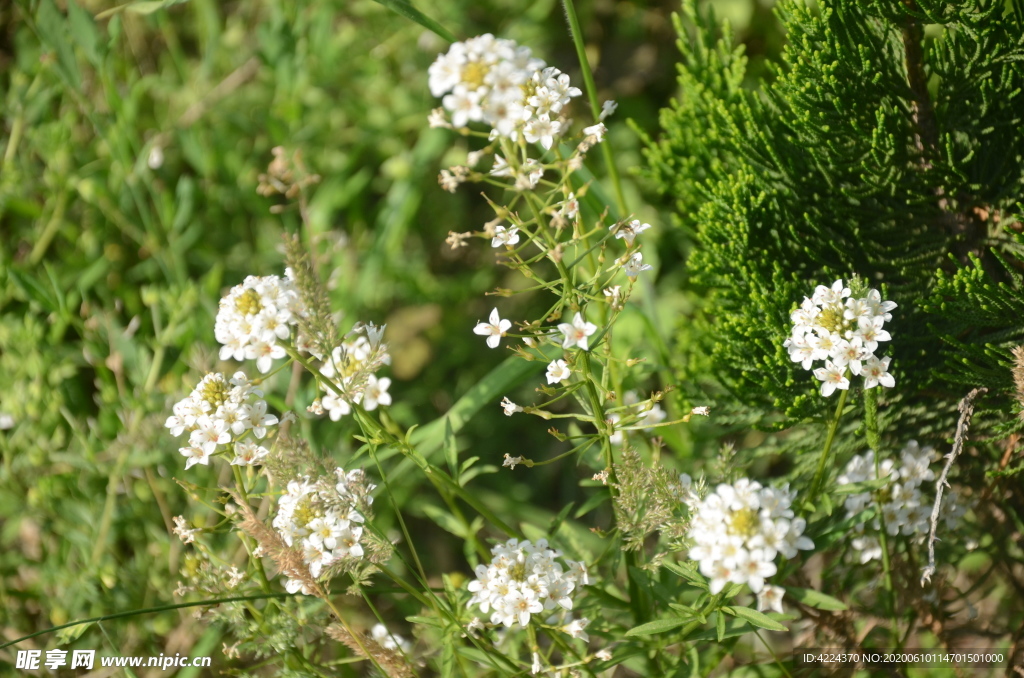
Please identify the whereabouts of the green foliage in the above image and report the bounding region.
[0,0,685,667]
[641,0,1024,443]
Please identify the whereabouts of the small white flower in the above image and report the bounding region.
[812,359,850,397]
[231,440,269,466]
[474,308,512,349]
[622,252,653,279]
[491,155,513,177]
[248,400,279,438]
[523,113,561,150]
[546,359,571,384]
[559,193,579,220]
[613,219,651,247]
[691,406,710,416]
[531,652,542,675]
[180,445,211,470]
[500,396,522,416]
[362,376,392,410]
[862,355,895,389]
[599,99,617,121]
[582,122,606,141]
[503,454,524,469]
[757,585,785,614]
[564,617,590,641]
[371,623,411,653]
[428,108,451,128]
[363,322,386,351]
[557,312,597,351]
[596,648,613,661]
[172,515,198,544]
[491,225,520,248]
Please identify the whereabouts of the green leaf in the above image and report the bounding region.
[549,500,575,535]
[443,418,458,482]
[812,507,876,550]
[67,0,101,67]
[573,487,609,518]
[410,355,542,456]
[405,615,443,628]
[96,0,191,17]
[721,605,788,632]
[715,610,726,641]
[662,560,709,591]
[783,586,847,611]
[369,0,456,43]
[8,268,59,312]
[35,0,81,90]
[440,640,455,678]
[624,617,690,637]
[420,503,466,539]
[833,477,890,495]
[55,621,94,645]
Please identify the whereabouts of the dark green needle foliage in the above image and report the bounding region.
[640,0,1024,448]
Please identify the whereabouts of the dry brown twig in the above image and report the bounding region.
[920,387,987,587]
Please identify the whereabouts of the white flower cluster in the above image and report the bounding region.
[165,372,278,469]
[428,34,582,149]
[784,279,897,396]
[467,538,588,633]
[272,469,376,594]
[311,329,392,421]
[837,441,966,564]
[215,273,305,373]
[687,479,813,604]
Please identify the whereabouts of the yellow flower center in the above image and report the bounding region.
[507,561,527,582]
[200,377,230,408]
[726,508,759,539]
[235,288,264,316]
[817,303,850,335]
[293,496,321,528]
[462,62,489,89]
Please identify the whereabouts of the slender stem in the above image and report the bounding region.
[809,381,851,503]
[864,394,900,649]
[579,353,658,673]
[872,453,901,649]
[232,464,272,593]
[561,0,627,216]
[0,593,293,649]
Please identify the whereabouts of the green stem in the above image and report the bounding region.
[579,353,658,673]
[809,382,850,504]
[863,386,880,452]
[231,464,272,594]
[0,593,293,649]
[866,397,900,650]
[561,0,627,216]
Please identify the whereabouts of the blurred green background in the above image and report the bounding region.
[0,0,782,670]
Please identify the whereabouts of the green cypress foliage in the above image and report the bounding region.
[640,0,1024,445]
